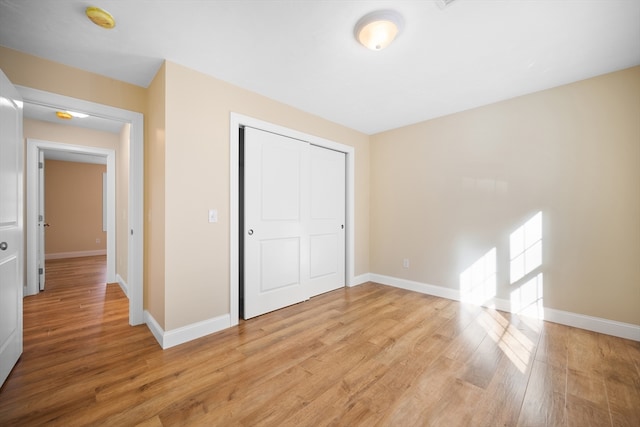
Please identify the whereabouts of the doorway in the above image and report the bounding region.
[229,113,356,325]
[26,141,115,291]
[19,85,144,326]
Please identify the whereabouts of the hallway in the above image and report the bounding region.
[0,256,156,424]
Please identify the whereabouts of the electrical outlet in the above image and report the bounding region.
[96,238,101,244]
[403,258,410,268]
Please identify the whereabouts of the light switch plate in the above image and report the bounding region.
[208,209,218,223]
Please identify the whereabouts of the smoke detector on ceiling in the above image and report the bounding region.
[86,6,116,29]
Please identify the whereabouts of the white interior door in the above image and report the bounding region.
[38,150,45,290]
[308,145,346,297]
[0,68,24,387]
[243,127,310,319]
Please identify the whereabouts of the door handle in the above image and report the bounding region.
[248,229,254,235]
[0,242,7,251]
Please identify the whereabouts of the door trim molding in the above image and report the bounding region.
[229,113,355,326]
[19,86,144,326]
[26,139,116,294]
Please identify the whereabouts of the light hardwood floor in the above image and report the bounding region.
[0,256,638,426]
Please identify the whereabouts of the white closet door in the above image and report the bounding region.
[308,145,345,297]
[243,127,310,319]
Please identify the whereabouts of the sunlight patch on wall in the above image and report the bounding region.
[509,211,544,319]
[511,273,544,319]
[460,247,496,306]
[509,211,542,283]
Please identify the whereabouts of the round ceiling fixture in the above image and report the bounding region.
[86,6,116,29]
[354,10,404,51]
[56,111,73,120]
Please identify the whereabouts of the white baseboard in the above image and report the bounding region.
[350,273,371,287]
[542,307,640,342]
[45,250,107,260]
[369,273,640,342]
[370,274,461,302]
[115,274,128,297]
[143,273,639,350]
[144,311,164,348]
[144,310,232,349]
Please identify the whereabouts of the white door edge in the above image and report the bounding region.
[229,112,355,326]
[37,149,45,290]
[19,86,144,326]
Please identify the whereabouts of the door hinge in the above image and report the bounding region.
[39,162,43,169]
[39,214,43,222]
[38,267,43,275]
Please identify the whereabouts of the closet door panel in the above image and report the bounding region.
[243,127,309,319]
[308,145,345,297]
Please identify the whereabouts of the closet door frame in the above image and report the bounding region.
[229,113,355,326]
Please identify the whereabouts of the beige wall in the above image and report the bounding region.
[145,63,166,327]
[2,48,370,332]
[370,66,640,326]
[5,45,636,334]
[117,123,130,282]
[158,61,370,330]
[0,46,146,114]
[44,160,106,255]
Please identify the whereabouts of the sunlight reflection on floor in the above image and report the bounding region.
[476,309,536,373]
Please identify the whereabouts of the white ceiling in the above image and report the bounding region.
[1,0,639,135]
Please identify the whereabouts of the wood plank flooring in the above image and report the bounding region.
[1,256,639,426]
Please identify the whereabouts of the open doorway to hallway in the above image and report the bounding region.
[19,85,144,326]
[41,158,109,289]
[26,136,117,294]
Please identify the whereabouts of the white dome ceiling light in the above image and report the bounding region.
[354,10,405,51]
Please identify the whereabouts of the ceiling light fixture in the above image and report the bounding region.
[55,110,89,120]
[86,6,116,29]
[56,111,73,120]
[354,10,404,51]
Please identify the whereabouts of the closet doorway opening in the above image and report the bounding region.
[230,113,355,325]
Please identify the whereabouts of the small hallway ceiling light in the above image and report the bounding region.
[55,110,89,120]
[86,6,116,29]
[354,10,404,51]
[55,111,72,120]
